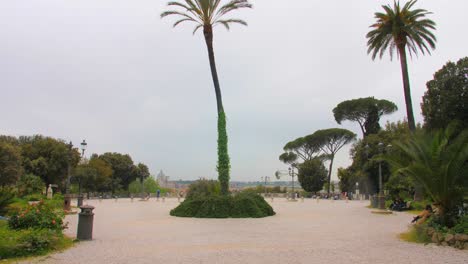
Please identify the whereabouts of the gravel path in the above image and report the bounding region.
[21,198,467,264]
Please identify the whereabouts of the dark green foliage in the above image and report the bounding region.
[0,221,70,259]
[310,128,356,194]
[279,152,298,164]
[16,174,45,197]
[385,125,468,227]
[297,159,328,193]
[385,172,415,199]
[282,136,322,162]
[193,195,231,218]
[421,57,468,132]
[0,187,15,216]
[217,112,230,195]
[170,191,275,218]
[0,142,23,187]
[97,152,150,193]
[333,97,398,138]
[186,179,220,200]
[451,215,468,235]
[345,121,414,195]
[19,135,81,188]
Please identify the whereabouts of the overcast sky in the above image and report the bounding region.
[1,0,467,182]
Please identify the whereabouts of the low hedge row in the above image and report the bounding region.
[170,191,275,218]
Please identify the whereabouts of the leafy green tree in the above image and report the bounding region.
[16,174,45,197]
[333,97,398,138]
[385,125,468,226]
[129,177,160,194]
[278,152,297,165]
[161,0,252,195]
[281,136,322,162]
[0,142,23,187]
[297,159,327,193]
[134,163,150,183]
[98,152,136,193]
[337,167,356,193]
[87,157,113,192]
[367,0,436,131]
[348,121,413,195]
[19,136,80,189]
[310,128,356,195]
[421,57,468,131]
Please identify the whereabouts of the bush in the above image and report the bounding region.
[451,215,468,235]
[0,187,15,216]
[8,201,65,231]
[185,180,220,200]
[16,174,45,197]
[0,221,71,259]
[170,190,275,218]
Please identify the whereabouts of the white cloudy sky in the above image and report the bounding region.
[1,0,467,182]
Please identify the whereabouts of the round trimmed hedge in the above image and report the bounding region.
[170,191,275,218]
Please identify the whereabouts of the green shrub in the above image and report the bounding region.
[0,187,15,216]
[0,221,71,259]
[185,180,221,200]
[195,195,231,218]
[8,201,65,231]
[451,215,468,234]
[170,191,275,218]
[16,174,45,197]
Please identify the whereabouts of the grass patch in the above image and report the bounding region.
[399,225,431,244]
[0,220,74,261]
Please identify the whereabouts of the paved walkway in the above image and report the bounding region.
[22,198,467,264]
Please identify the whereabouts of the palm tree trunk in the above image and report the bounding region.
[203,25,224,114]
[399,45,423,201]
[203,25,230,195]
[398,46,416,132]
[327,155,334,195]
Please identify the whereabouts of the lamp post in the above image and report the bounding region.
[355,182,359,200]
[261,176,270,196]
[64,141,73,211]
[288,164,297,200]
[377,142,392,210]
[77,140,87,206]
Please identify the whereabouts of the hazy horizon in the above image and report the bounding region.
[1,0,467,181]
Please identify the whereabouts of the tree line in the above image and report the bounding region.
[0,135,152,195]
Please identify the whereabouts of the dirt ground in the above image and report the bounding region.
[21,198,467,264]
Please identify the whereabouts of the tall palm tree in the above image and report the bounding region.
[366,0,436,132]
[161,0,252,195]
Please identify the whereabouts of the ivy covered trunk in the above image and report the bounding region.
[217,111,230,195]
[204,25,231,195]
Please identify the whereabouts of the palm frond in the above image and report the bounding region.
[161,0,252,34]
[366,0,436,61]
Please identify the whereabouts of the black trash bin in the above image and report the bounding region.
[77,205,95,240]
